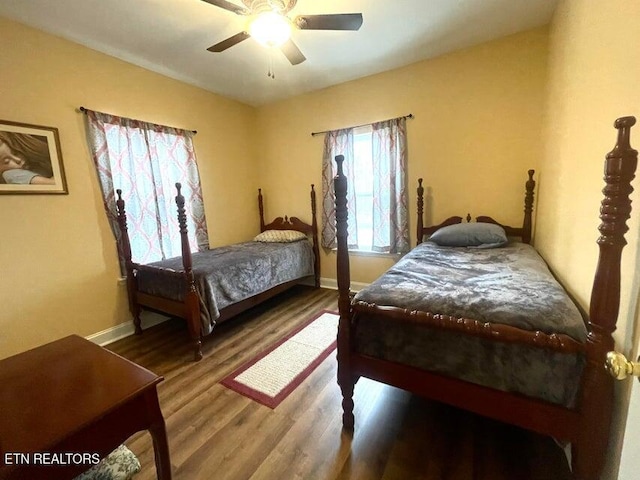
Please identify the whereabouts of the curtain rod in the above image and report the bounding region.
[310,113,414,137]
[78,106,197,134]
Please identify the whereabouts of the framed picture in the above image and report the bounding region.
[0,120,68,194]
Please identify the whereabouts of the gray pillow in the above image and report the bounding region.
[429,222,508,248]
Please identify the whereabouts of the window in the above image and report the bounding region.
[321,116,409,255]
[353,125,375,251]
[85,110,208,271]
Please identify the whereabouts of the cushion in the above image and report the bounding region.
[429,222,508,248]
[73,445,141,480]
[253,229,307,243]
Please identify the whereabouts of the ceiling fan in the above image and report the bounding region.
[201,0,364,65]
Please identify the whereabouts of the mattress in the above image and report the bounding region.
[137,240,315,335]
[352,241,587,407]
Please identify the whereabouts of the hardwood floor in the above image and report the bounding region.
[108,286,572,480]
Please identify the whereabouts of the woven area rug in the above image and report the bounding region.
[221,310,339,408]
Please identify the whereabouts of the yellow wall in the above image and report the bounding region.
[254,28,549,283]
[3,3,639,474]
[536,1,640,477]
[0,17,258,359]
[0,20,549,358]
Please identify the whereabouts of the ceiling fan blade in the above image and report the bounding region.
[200,0,250,15]
[207,31,250,52]
[280,39,306,65]
[295,13,363,31]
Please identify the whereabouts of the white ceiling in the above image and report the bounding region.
[0,0,559,106]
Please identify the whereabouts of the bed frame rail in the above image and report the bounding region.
[351,302,586,354]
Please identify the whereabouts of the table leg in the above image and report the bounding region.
[145,390,172,480]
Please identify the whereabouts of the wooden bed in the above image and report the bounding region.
[116,184,320,361]
[333,116,637,480]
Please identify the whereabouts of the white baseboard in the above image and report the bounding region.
[86,277,370,346]
[319,277,369,292]
[296,277,369,292]
[85,311,170,347]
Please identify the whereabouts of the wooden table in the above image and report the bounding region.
[0,335,172,480]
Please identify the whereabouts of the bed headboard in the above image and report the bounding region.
[257,184,320,287]
[417,169,536,245]
[258,184,318,237]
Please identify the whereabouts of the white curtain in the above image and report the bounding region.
[85,110,209,270]
[321,117,409,253]
[372,117,409,253]
[321,129,357,249]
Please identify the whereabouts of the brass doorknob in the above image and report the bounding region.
[605,351,640,381]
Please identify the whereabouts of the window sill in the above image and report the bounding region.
[331,249,401,259]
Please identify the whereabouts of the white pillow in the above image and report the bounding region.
[254,229,307,243]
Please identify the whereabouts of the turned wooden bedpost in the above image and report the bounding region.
[310,184,321,288]
[258,188,266,232]
[523,169,535,244]
[417,178,424,245]
[115,189,142,335]
[573,116,637,480]
[175,183,203,361]
[334,154,355,430]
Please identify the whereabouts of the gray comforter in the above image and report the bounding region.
[137,240,315,335]
[354,241,587,342]
[352,241,587,407]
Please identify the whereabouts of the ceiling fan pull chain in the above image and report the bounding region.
[267,50,275,79]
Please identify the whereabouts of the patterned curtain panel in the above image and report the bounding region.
[85,110,209,270]
[372,117,409,254]
[321,129,358,249]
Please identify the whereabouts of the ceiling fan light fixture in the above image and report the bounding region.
[249,11,291,48]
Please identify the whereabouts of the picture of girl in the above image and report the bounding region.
[0,131,55,185]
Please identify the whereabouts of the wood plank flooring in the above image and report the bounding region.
[108,286,572,480]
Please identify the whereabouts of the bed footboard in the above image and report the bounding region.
[116,184,204,361]
[175,183,204,361]
[573,116,637,479]
[116,189,143,335]
[334,155,357,429]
